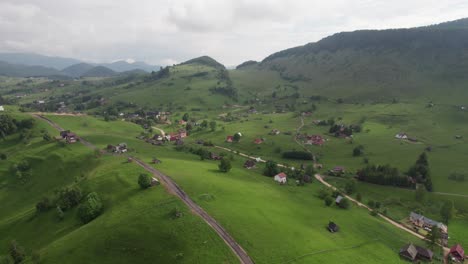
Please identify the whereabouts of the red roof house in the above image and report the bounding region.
[449,244,465,262]
[254,138,263,144]
[306,135,324,146]
[226,136,234,143]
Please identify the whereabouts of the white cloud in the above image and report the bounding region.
[0,0,467,66]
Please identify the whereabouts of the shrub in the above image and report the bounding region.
[56,186,82,210]
[344,179,356,194]
[218,158,232,172]
[36,197,51,212]
[138,173,152,189]
[78,192,103,224]
[338,198,350,209]
[264,160,279,177]
[9,240,25,264]
[318,188,331,199]
[324,196,333,206]
[0,153,6,160]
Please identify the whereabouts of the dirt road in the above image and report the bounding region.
[33,114,254,264]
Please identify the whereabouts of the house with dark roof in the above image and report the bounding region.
[328,222,339,233]
[399,243,433,262]
[244,160,256,169]
[449,244,465,262]
[409,212,448,234]
[60,130,77,143]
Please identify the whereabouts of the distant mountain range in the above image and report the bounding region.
[0,52,161,78]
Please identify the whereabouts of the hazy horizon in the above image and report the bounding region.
[1,0,468,66]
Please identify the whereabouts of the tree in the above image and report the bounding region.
[353,145,364,156]
[324,196,333,206]
[264,160,279,177]
[78,192,103,224]
[36,197,51,212]
[338,198,350,209]
[209,121,217,132]
[43,133,51,141]
[233,133,241,142]
[201,120,208,129]
[138,173,152,189]
[56,187,82,210]
[344,179,357,195]
[218,158,232,173]
[8,240,25,264]
[182,113,189,122]
[426,226,440,249]
[440,201,455,224]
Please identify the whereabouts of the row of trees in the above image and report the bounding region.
[0,114,35,140]
[356,164,413,188]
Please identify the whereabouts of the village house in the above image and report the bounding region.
[449,244,465,263]
[210,153,222,160]
[395,133,408,139]
[274,172,287,184]
[179,120,187,125]
[60,130,77,143]
[151,177,160,186]
[253,138,263,144]
[328,221,339,233]
[399,243,433,262]
[244,160,256,169]
[270,129,280,135]
[330,166,345,175]
[226,135,234,143]
[178,129,187,138]
[335,195,344,205]
[305,135,325,146]
[409,212,448,233]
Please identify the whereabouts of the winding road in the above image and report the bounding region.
[32,114,254,264]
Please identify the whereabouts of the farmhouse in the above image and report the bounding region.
[178,129,187,138]
[399,243,433,262]
[274,172,287,184]
[0,105,4,111]
[244,160,256,169]
[60,130,77,144]
[409,212,448,234]
[335,195,344,205]
[330,166,345,175]
[151,177,160,186]
[253,138,263,144]
[226,136,234,142]
[449,244,465,262]
[305,135,324,146]
[328,221,339,233]
[210,153,222,160]
[395,133,408,139]
[270,129,280,135]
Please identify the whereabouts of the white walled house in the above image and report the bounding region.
[274,172,287,184]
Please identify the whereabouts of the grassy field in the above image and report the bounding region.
[0,113,238,263]
[43,114,441,263]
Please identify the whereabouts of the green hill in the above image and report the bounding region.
[181,56,225,70]
[81,66,116,77]
[254,18,468,102]
[0,61,66,78]
[61,63,95,77]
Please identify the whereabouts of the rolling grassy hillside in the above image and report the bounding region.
[0,112,238,263]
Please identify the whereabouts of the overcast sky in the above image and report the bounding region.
[1,0,467,66]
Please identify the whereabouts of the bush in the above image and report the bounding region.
[9,240,25,264]
[78,192,103,224]
[264,160,279,177]
[36,197,51,212]
[282,151,313,160]
[344,180,356,195]
[324,196,333,206]
[138,173,152,189]
[318,188,331,199]
[0,153,6,160]
[368,200,375,208]
[218,158,232,173]
[56,187,82,210]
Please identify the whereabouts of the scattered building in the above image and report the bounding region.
[151,177,160,186]
[449,244,465,263]
[409,212,448,234]
[327,221,339,233]
[395,133,408,139]
[305,135,325,146]
[60,130,77,144]
[244,160,256,169]
[335,195,344,205]
[399,243,433,262]
[330,166,345,175]
[274,172,287,184]
[226,135,234,143]
[253,138,263,144]
[270,129,280,135]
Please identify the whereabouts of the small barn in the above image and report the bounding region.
[399,243,433,262]
[274,172,287,184]
[328,221,339,233]
[244,160,256,169]
[449,244,465,263]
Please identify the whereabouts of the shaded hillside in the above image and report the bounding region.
[258,18,468,101]
[0,60,66,78]
[0,53,80,70]
[81,66,116,77]
[61,63,95,77]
